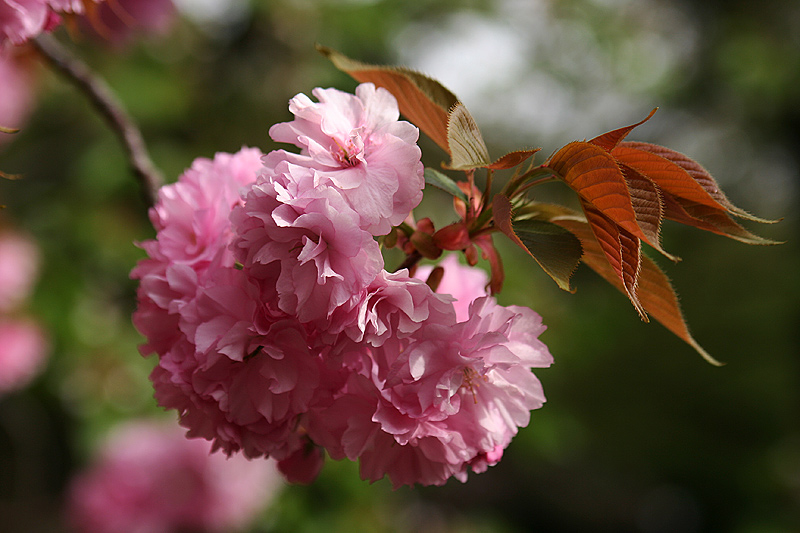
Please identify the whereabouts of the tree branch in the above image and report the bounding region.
[31,34,163,208]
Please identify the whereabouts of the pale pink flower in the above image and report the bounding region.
[0,318,48,394]
[67,420,282,533]
[269,83,424,235]
[414,253,489,322]
[0,231,39,312]
[231,156,383,325]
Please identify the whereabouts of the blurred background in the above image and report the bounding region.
[0,0,797,531]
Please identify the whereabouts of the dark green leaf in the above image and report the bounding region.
[424,168,468,202]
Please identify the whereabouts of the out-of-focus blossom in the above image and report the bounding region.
[83,0,175,45]
[67,419,282,533]
[0,318,48,394]
[269,83,425,235]
[0,0,50,46]
[0,231,40,312]
[0,0,98,46]
[415,253,490,322]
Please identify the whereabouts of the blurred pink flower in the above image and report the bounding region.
[0,0,49,45]
[0,231,40,312]
[269,83,424,235]
[0,318,48,394]
[414,253,490,322]
[83,0,175,44]
[67,420,282,533]
[0,0,98,46]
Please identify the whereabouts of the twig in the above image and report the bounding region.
[31,34,163,208]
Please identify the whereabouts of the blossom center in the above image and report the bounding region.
[332,132,364,168]
[461,366,487,404]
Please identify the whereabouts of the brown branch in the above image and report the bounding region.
[31,34,163,208]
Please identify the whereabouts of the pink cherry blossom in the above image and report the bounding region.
[67,420,282,533]
[269,83,424,235]
[318,296,552,488]
[0,231,40,312]
[133,148,324,463]
[132,147,264,354]
[0,318,48,394]
[414,253,489,322]
[231,155,383,325]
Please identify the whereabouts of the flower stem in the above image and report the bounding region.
[31,35,163,208]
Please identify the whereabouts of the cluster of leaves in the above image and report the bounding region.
[318,45,779,365]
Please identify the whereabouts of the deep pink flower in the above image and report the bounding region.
[0,318,48,394]
[269,83,424,235]
[414,253,489,322]
[67,420,282,533]
[313,296,551,488]
[133,148,324,463]
[231,156,383,325]
[132,147,264,353]
[0,231,39,312]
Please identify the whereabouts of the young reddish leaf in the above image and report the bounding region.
[661,196,780,245]
[548,141,646,241]
[612,143,730,213]
[621,141,779,224]
[589,108,658,152]
[580,200,647,320]
[551,213,721,365]
[445,103,491,171]
[619,163,679,262]
[317,45,459,153]
[485,148,541,170]
[493,194,581,292]
[424,167,468,203]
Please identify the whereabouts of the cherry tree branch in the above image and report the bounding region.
[31,34,163,208]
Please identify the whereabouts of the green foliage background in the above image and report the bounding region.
[0,0,797,531]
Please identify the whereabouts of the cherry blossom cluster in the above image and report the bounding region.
[67,420,282,533]
[132,83,553,488]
